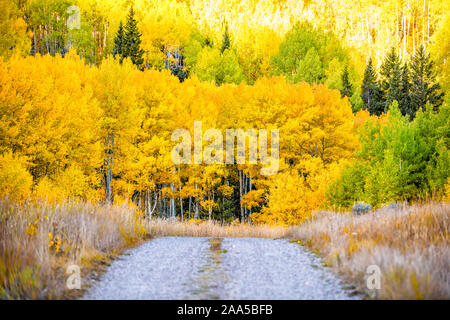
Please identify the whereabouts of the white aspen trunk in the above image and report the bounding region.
[249,177,252,217]
[243,174,247,222]
[159,189,163,217]
[149,190,158,218]
[407,3,410,54]
[170,183,175,218]
[195,199,199,219]
[172,198,175,217]
[45,25,50,55]
[180,185,183,222]
[427,0,430,48]
[105,133,114,204]
[396,7,400,52]
[422,0,425,48]
[162,185,167,217]
[402,14,406,59]
[239,170,244,222]
[147,190,151,218]
[194,184,199,219]
[413,13,415,53]
[188,195,192,219]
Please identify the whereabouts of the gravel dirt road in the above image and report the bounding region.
[83,237,358,300]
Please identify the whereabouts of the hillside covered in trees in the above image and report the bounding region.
[0,0,448,226]
[0,0,449,301]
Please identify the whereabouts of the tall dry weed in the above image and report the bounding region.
[289,203,450,299]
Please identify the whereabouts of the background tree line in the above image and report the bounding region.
[1,1,448,89]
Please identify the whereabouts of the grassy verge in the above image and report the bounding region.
[0,199,287,299]
[4,198,446,300]
[0,199,148,299]
[287,203,450,299]
[145,218,288,238]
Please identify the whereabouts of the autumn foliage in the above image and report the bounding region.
[0,0,448,226]
[0,51,359,224]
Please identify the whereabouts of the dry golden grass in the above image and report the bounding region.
[146,218,288,238]
[7,197,446,300]
[0,198,148,299]
[0,199,287,299]
[288,203,450,299]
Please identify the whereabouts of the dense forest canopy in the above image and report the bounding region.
[1,1,448,78]
[0,0,448,225]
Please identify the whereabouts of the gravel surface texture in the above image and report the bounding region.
[83,237,358,300]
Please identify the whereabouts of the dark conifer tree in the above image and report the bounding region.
[220,24,231,53]
[379,47,401,92]
[124,7,144,69]
[340,64,353,98]
[112,21,125,62]
[361,58,384,115]
[410,45,444,115]
[385,61,402,107]
[399,63,412,117]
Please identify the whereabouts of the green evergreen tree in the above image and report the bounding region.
[112,21,125,62]
[220,24,231,53]
[379,47,401,92]
[385,62,402,107]
[399,63,412,117]
[361,58,384,115]
[410,45,444,115]
[340,64,353,98]
[123,7,144,69]
[379,47,403,110]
